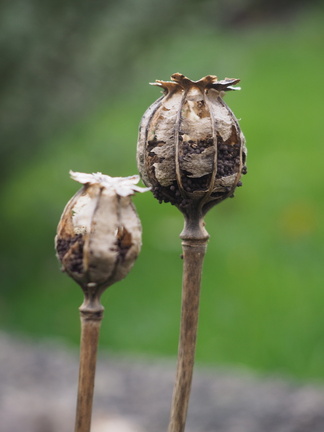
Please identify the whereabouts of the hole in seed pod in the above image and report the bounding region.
[152,184,177,206]
[56,237,71,261]
[181,171,211,192]
[66,235,84,274]
[242,149,247,165]
[216,137,241,179]
[152,183,189,209]
[147,137,166,150]
[210,185,234,199]
[180,137,214,158]
[116,226,133,261]
[56,234,83,266]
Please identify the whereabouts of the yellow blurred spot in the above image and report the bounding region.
[279,202,318,240]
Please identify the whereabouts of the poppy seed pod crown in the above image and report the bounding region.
[137,73,247,218]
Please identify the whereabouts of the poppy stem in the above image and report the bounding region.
[168,214,209,432]
[74,297,104,432]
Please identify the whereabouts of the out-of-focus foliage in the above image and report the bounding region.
[1,0,323,380]
[0,0,318,178]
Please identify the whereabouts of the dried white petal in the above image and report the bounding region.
[70,171,150,197]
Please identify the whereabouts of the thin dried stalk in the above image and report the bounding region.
[136,73,247,432]
[168,217,209,432]
[55,172,148,432]
[74,300,104,432]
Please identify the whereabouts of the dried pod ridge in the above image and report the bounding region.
[137,73,247,217]
[55,172,147,297]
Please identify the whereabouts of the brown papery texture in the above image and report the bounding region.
[137,73,247,218]
[55,182,142,297]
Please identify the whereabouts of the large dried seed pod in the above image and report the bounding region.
[55,171,148,298]
[137,73,247,218]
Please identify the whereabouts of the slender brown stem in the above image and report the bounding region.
[168,226,208,432]
[74,297,104,432]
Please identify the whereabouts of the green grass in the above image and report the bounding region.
[1,6,324,380]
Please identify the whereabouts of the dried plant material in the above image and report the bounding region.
[137,73,247,217]
[70,171,150,197]
[136,74,248,432]
[54,172,149,432]
[55,172,147,296]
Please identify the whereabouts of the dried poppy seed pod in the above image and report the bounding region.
[137,74,248,432]
[137,73,247,234]
[55,171,148,302]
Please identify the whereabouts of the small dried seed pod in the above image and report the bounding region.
[137,73,247,218]
[55,171,149,299]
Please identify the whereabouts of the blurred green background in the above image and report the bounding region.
[1,0,323,380]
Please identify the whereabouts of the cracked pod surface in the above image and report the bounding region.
[137,73,247,217]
